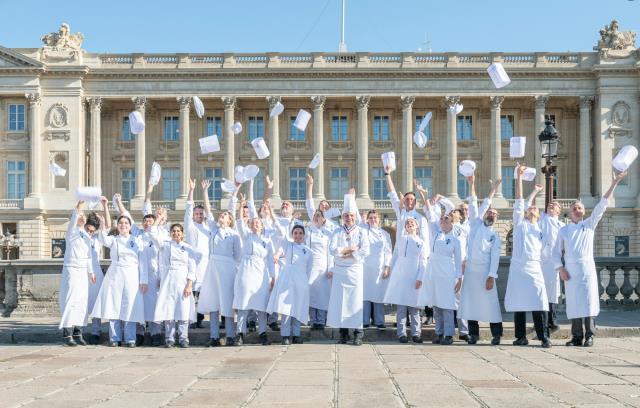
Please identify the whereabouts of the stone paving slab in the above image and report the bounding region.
[0,338,639,408]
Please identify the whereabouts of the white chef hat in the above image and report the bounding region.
[439,197,455,215]
[381,152,396,172]
[220,178,237,193]
[413,131,427,149]
[458,160,476,177]
[487,62,511,89]
[342,193,358,215]
[251,137,270,159]
[234,165,247,184]
[48,163,66,177]
[612,145,638,172]
[199,135,220,154]
[308,153,321,169]
[232,122,243,134]
[76,186,102,202]
[514,166,537,181]
[269,101,284,118]
[192,96,205,118]
[418,112,432,132]
[243,164,260,180]
[128,111,145,134]
[509,137,526,158]
[149,162,161,186]
[449,104,463,115]
[293,109,312,132]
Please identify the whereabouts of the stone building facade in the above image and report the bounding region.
[0,21,639,261]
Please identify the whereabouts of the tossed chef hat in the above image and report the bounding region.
[232,122,243,134]
[234,165,247,184]
[418,111,432,132]
[199,135,220,154]
[612,145,638,172]
[251,137,270,159]
[148,162,161,186]
[381,151,396,172]
[458,160,476,177]
[509,137,526,158]
[243,164,260,180]
[128,111,145,134]
[514,166,537,181]
[308,153,321,169]
[76,186,102,202]
[293,109,312,132]
[449,103,463,115]
[48,163,66,177]
[413,131,427,149]
[220,178,237,193]
[342,193,358,215]
[269,101,284,118]
[487,62,511,89]
[192,96,205,118]
[439,197,455,215]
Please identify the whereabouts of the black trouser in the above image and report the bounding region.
[514,311,548,340]
[339,328,364,338]
[547,303,557,327]
[468,320,503,338]
[62,326,82,337]
[424,307,433,319]
[571,317,595,339]
[193,291,204,324]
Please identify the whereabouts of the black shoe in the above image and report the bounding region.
[151,334,162,347]
[442,336,454,345]
[109,341,119,347]
[353,335,363,346]
[583,336,594,347]
[317,324,325,330]
[292,336,303,344]
[432,335,443,345]
[63,336,77,347]
[399,336,409,343]
[269,322,280,332]
[565,336,583,346]
[89,334,100,345]
[136,334,145,347]
[165,341,175,348]
[208,338,221,347]
[179,340,189,348]
[541,338,552,348]
[259,332,271,346]
[310,324,319,330]
[363,324,370,328]
[339,331,350,344]
[513,337,529,346]
[195,321,204,329]
[459,334,470,342]
[248,321,257,332]
[376,324,386,329]
[236,333,244,346]
[467,335,478,345]
[225,337,236,346]
[412,336,423,344]
[548,324,560,333]
[491,336,501,346]
[282,337,291,345]
[73,334,87,346]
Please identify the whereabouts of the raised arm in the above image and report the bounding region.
[385,166,401,218]
[263,175,273,202]
[67,201,83,235]
[201,179,213,217]
[525,183,544,209]
[586,170,628,229]
[184,178,196,229]
[513,165,525,225]
[305,174,316,220]
[101,196,112,231]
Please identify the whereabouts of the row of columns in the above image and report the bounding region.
[82,95,594,207]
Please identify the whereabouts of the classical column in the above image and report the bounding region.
[222,96,236,198]
[400,96,415,193]
[356,95,371,201]
[178,96,191,200]
[132,96,147,201]
[267,96,281,200]
[87,97,102,187]
[25,93,42,199]
[445,96,460,200]
[579,96,594,202]
[489,96,504,198]
[534,95,549,185]
[311,96,326,200]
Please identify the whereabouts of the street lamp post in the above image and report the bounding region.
[0,230,21,316]
[538,120,560,212]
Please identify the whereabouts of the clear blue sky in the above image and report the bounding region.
[2,0,640,53]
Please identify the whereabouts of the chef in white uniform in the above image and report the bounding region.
[458,175,504,345]
[554,170,628,347]
[306,210,334,329]
[384,167,430,245]
[361,210,392,329]
[326,193,370,345]
[504,165,551,348]
[305,174,340,231]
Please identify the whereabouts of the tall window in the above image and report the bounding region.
[456,115,473,140]
[371,167,388,199]
[6,160,26,199]
[414,167,433,192]
[414,115,432,139]
[8,104,25,131]
[248,116,264,141]
[162,168,180,201]
[501,167,515,199]
[121,169,135,200]
[289,117,305,141]
[289,168,307,200]
[163,117,179,142]
[121,117,134,141]
[205,116,222,137]
[329,167,349,199]
[331,116,348,142]
[501,115,515,140]
[253,168,265,199]
[203,167,223,200]
[372,116,390,142]
[457,174,469,198]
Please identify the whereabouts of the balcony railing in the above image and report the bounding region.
[0,199,23,209]
[505,198,576,209]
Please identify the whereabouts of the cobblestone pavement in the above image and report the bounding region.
[1,337,640,408]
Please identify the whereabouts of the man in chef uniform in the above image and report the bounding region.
[554,170,628,347]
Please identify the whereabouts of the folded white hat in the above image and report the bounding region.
[251,137,270,159]
[439,197,455,215]
[199,135,220,154]
[487,62,511,89]
[48,163,66,177]
[418,112,432,132]
[128,111,145,134]
[243,164,260,180]
[381,152,396,172]
[234,165,247,184]
[232,122,243,134]
[612,145,638,172]
[324,207,341,219]
[294,109,312,132]
[458,160,476,177]
[509,137,527,158]
[413,131,427,149]
[87,200,100,210]
[192,96,205,119]
[76,186,102,203]
[308,153,321,169]
[342,193,358,215]
[449,103,464,115]
[514,166,537,181]
[220,178,237,193]
[269,101,284,118]
[149,162,161,186]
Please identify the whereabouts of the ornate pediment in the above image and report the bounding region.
[595,20,637,60]
[0,45,44,69]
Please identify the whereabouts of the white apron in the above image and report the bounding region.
[267,242,313,323]
[140,231,161,322]
[539,215,564,303]
[326,225,370,329]
[232,233,275,312]
[184,201,211,292]
[306,225,333,310]
[384,235,425,308]
[363,226,392,304]
[90,233,145,324]
[419,231,462,310]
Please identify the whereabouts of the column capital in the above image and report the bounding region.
[177,96,191,111]
[132,96,147,111]
[311,95,326,110]
[356,95,370,110]
[222,96,236,110]
[534,95,549,109]
[400,95,415,111]
[86,97,103,111]
[444,96,460,108]
[25,93,41,107]
[266,96,282,109]
[489,96,505,109]
[580,95,595,109]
